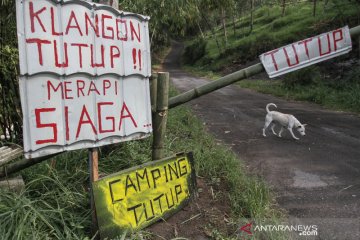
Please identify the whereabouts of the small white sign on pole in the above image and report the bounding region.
[260,26,352,78]
[16,0,152,159]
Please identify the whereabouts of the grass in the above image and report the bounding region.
[238,78,360,113]
[182,65,221,80]
[0,164,92,239]
[187,1,360,72]
[0,83,285,239]
[237,65,360,113]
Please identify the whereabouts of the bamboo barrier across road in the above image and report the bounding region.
[168,25,360,109]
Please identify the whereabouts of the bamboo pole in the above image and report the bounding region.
[150,73,158,113]
[152,72,170,160]
[0,152,61,179]
[350,25,360,38]
[169,63,264,109]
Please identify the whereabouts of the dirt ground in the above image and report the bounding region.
[147,178,233,239]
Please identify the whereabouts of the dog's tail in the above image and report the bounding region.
[266,103,277,113]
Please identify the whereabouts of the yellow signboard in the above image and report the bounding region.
[92,152,196,238]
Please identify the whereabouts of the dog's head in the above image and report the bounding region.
[296,124,307,136]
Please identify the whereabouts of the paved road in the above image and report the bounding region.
[164,41,360,239]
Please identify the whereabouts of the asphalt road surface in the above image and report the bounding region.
[164,41,360,240]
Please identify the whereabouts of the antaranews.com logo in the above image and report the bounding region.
[239,221,318,237]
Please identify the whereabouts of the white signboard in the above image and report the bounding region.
[260,26,352,78]
[16,0,152,159]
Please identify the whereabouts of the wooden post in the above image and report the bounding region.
[152,72,169,160]
[150,73,158,113]
[89,147,99,237]
[89,148,99,182]
[85,1,119,238]
[88,0,99,236]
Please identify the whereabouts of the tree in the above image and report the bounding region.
[198,0,236,49]
[118,0,202,50]
[195,0,222,52]
[0,0,22,142]
[221,6,228,46]
[281,0,286,17]
[250,0,255,32]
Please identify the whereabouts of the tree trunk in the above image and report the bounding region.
[250,0,254,33]
[282,0,286,17]
[240,10,244,37]
[221,7,228,47]
[323,0,330,11]
[232,11,236,36]
[313,0,317,17]
[200,11,222,53]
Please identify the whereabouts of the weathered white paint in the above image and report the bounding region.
[260,26,352,78]
[16,0,152,159]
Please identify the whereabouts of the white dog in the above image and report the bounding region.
[262,103,306,140]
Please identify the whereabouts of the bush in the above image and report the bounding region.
[334,66,360,89]
[253,32,279,55]
[0,45,22,143]
[283,66,322,89]
[218,32,279,65]
[183,38,207,65]
[236,19,251,30]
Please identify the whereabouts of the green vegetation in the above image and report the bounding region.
[0,86,283,239]
[183,0,360,113]
[183,65,222,81]
[187,1,359,71]
[238,66,360,113]
[0,0,21,142]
